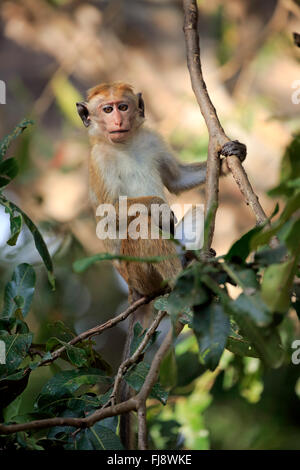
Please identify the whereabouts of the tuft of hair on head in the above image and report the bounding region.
[87,82,135,102]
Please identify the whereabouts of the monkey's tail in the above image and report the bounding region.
[119,299,153,450]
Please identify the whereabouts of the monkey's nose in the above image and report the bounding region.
[114,110,123,126]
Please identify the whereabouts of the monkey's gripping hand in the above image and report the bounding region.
[220,140,247,174]
[157,208,177,237]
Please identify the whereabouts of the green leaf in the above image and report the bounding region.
[254,244,287,266]
[1,264,36,320]
[0,369,30,411]
[160,347,178,390]
[35,369,111,413]
[268,134,300,198]
[0,158,18,188]
[129,321,160,356]
[16,432,44,450]
[0,119,34,161]
[0,333,33,377]
[224,300,284,368]
[161,265,210,325]
[223,262,259,292]
[3,394,23,422]
[75,424,124,450]
[251,193,300,250]
[124,361,168,404]
[229,292,272,327]
[193,302,230,371]
[0,196,55,288]
[261,257,299,313]
[226,335,259,358]
[175,350,206,388]
[282,218,300,254]
[225,225,263,262]
[46,337,88,367]
[0,197,22,246]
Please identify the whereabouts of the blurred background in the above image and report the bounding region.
[0,0,300,449]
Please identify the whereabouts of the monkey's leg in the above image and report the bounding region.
[118,214,181,449]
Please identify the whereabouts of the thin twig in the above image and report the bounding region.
[38,294,157,367]
[225,156,267,225]
[110,310,166,406]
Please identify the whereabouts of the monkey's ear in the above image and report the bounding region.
[136,93,145,118]
[76,102,91,127]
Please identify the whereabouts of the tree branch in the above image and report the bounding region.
[109,310,166,407]
[38,294,157,367]
[0,321,182,438]
[183,0,268,238]
[138,404,148,450]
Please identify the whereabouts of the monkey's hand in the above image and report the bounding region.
[157,208,177,237]
[220,140,247,175]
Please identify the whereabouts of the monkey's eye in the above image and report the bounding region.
[102,105,113,114]
[118,103,128,112]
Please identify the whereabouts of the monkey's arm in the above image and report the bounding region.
[160,140,247,195]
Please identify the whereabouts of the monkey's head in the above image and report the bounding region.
[76,82,145,144]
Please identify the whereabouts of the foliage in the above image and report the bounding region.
[0,124,299,450]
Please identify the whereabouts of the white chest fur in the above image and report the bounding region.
[92,130,166,201]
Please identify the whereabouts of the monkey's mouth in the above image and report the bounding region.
[109,130,130,134]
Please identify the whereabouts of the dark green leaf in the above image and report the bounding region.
[160,347,178,390]
[261,257,299,313]
[251,193,300,250]
[46,337,88,367]
[1,264,35,320]
[224,301,284,368]
[0,333,33,377]
[0,197,22,245]
[223,262,259,291]
[229,292,272,327]
[0,158,18,188]
[193,302,230,371]
[75,425,123,450]
[0,196,55,288]
[226,335,260,358]
[0,370,30,412]
[225,225,263,262]
[268,134,300,198]
[35,369,111,413]
[175,351,206,388]
[124,361,168,404]
[254,244,287,266]
[130,321,160,356]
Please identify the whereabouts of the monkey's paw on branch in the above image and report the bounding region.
[220,140,247,162]
[220,140,247,175]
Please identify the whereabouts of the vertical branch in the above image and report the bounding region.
[138,404,148,450]
[182,0,268,238]
[204,138,220,249]
[183,0,227,141]
[183,0,227,250]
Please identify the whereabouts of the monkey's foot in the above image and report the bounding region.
[220,140,247,163]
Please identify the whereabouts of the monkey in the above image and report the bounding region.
[76,81,246,448]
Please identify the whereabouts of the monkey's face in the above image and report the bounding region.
[97,98,139,144]
[76,86,145,144]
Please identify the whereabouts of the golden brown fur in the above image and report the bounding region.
[76,82,247,449]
